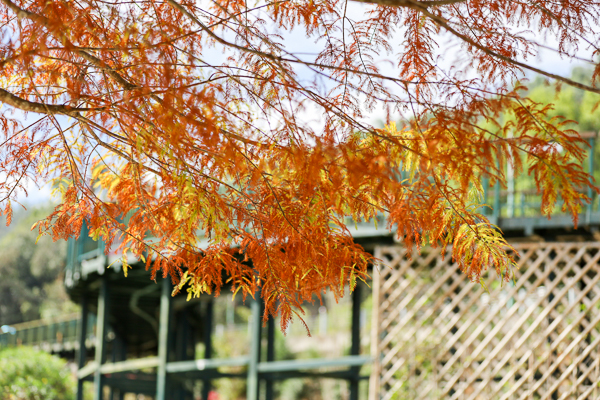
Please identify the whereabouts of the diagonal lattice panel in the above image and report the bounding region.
[369,243,600,400]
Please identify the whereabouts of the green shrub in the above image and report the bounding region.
[0,346,75,400]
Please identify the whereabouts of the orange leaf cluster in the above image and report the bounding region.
[0,0,598,328]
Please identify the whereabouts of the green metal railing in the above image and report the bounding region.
[481,134,599,231]
[0,313,96,351]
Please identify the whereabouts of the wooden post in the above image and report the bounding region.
[94,277,108,400]
[76,294,88,400]
[246,294,261,400]
[156,277,171,400]
[368,262,381,400]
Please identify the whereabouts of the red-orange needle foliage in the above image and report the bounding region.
[0,0,598,328]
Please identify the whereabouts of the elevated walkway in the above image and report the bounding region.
[0,313,86,355]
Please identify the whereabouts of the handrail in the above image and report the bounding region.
[0,314,95,350]
[483,132,599,226]
[5,313,80,331]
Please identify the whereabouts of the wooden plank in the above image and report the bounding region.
[561,359,600,400]
[539,327,600,400]
[499,303,600,399]
[368,259,382,400]
[436,247,565,390]
[438,246,552,357]
[496,275,600,396]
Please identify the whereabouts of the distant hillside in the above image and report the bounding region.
[0,207,29,239]
[0,205,77,326]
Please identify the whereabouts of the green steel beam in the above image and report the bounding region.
[493,178,500,224]
[94,277,108,400]
[265,316,275,400]
[201,299,214,400]
[166,357,250,373]
[257,355,372,373]
[350,283,362,400]
[100,357,160,374]
[499,212,600,231]
[76,295,88,400]
[246,296,261,400]
[256,370,371,380]
[77,362,98,380]
[156,278,171,400]
[587,137,596,223]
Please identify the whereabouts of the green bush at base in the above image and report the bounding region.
[0,346,75,400]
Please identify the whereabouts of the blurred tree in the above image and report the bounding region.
[0,346,75,400]
[0,206,75,325]
[526,69,600,184]
[528,67,600,133]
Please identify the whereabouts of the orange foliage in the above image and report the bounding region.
[0,0,597,329]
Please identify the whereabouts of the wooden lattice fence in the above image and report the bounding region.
[369,243,600,400]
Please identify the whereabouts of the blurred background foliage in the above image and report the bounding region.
[0,346,75,400]
[0,205,77,326]
[525,67,600,185]
[527,67,600,133]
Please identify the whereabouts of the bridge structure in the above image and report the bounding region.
[0,313,88,355]
[1,132,599,400]
[61,225,375,400]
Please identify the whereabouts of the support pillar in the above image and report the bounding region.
[110,335,126,400]
[156,278,171,400]
[587,136,596,224]
[94,277,109,400]
[174,308,192,400]
[349,283,362,400]
[201,299,214,400]
[246,294,261,400]
[76,294,88,400]
[265,315,275,400]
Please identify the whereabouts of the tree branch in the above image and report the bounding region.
[353,0,467,7]
[0,0,138,91]
[414,2,600,94]
[352,0,600,94]
[0,88,103,114]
